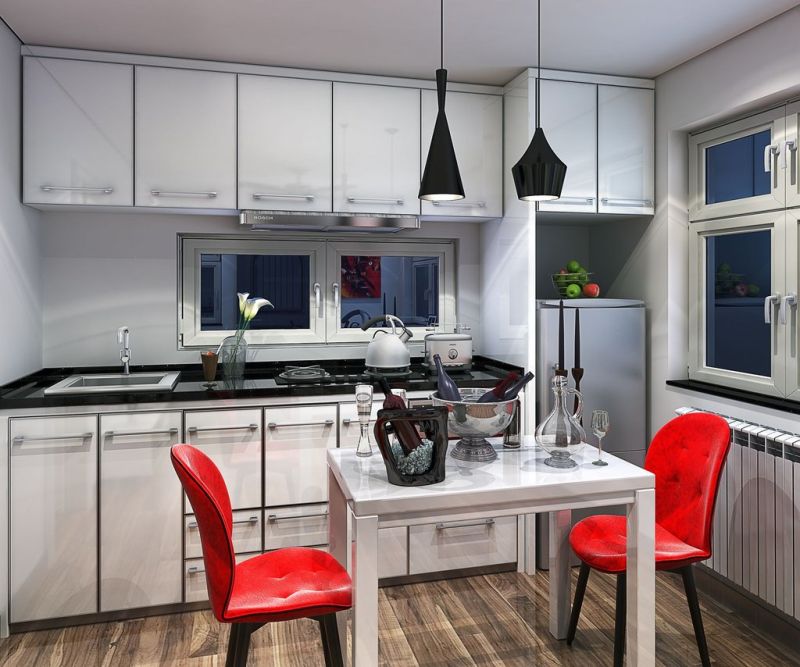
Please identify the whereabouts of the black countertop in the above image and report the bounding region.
[0,356,524,410]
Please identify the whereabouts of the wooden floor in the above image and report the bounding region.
[1,569,797,666]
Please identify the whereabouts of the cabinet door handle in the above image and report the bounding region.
[186,566,205,575]
[600,197,653,207]
[347,196,404,205]
[436,518,495,531]
[252,192,315,201]
[104,427,178,439]
[187,424,258,434]
[332,282,340,311]
[764,144,780,173]
[764,293,781,324]
[431,200,486,208]
[780,293,797,325]
[546,196,595,205]
[150,190,218,198]
[188,515,259,529]
[41,185,114,194]
[342,418,377,426]
[12,432,93,445]
[267,419,334,429]
[267,511,328,523]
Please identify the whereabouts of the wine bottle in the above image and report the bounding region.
[433,354,461,401]
[477,372,519,403]
[502,371,534,401]
[378,378,422,453]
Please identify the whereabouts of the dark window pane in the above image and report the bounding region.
[705,129,771,205]
[705,230,771,376]
[340,255,439,328]
[199,253,310,331]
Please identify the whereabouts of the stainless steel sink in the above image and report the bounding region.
[44,371,181,395]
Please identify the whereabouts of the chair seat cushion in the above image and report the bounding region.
[224,547,352,624]
[569,515,709,574]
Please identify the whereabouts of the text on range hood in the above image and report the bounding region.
[240,210,420,232]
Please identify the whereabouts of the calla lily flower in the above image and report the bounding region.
[237,292,250,315]
[243,297,273,321]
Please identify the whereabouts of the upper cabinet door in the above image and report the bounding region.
[333,83,421,215]
[135,67,236,209]
[23,57,133,206]
[238,75,332,212]
[537,79,597,214]
[689,107,786,221]
[598,85,655,215]
[420,91,502,218]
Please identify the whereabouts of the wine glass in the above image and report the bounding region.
[355,384,374,457]
[591,410,609,467]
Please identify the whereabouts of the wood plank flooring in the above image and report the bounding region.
[1,569,797,666]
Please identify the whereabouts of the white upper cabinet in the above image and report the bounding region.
[421,90,502,218]
[238,75,333,212]
[598,85,655,215]
[333,83,421,215]
[135,66,236,209]
[537,79,597,214]
[23,57,133,206]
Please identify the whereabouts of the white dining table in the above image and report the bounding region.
[327,437,656,666]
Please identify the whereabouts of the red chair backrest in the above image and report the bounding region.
[170,444,235,621]
[645,412,730,555]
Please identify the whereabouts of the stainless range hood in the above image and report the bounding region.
[239,210,420,232]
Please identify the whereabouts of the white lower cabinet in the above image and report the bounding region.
[10,416,98,622]
[185,553,258,603]
[379,527,409,579]
[184,409,262,510]
[185,509,262,559]
[99,411,183,611]
[339,401,383,449]
[408,516,517,575]
[264,503,329,550]
[264,404,338,506]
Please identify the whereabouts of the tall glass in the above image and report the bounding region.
[355,384,374,457]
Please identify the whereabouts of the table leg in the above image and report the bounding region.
[549,509,572,638]
[327,467,350,662]
[352,513,379,667]
[627,488,655,666]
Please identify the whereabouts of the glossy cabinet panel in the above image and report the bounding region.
[185,509,262,559]
[421,90,502,218]
[99,411,182,611]
[184,553,257,603]
[339,400,383,449]
[333,83,421,215]
[264,503,329,550]
[238,75,332,212]
[135,67,236,209]
[23,57,133,206]
[379,526,409,579]
[10,416,98,622]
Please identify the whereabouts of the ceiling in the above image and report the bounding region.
[1,0,799,85]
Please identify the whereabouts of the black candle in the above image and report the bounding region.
[574,308,581,369]
[558,299,565,372]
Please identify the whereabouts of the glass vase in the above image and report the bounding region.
[219,335,247,388]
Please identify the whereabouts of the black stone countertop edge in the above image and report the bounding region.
[666,379,800,416]
[0,355,525,410]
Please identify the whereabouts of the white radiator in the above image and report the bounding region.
[675,407,799,617]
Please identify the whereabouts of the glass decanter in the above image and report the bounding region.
[535,375,586,468]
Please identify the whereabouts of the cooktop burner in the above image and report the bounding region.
[277,365,332,384]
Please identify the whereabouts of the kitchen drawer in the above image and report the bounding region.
[339,401,383,449]
[184,409,262,510]
[185,509,262,559]
[264,404,337,506]
[184,553,257,603]
[264,503,328,550]
[408,516,517,575]
[379,526,408,579]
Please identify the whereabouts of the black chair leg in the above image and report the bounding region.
[681,566,711,667]
[318,614,344,667]
[225,622,260,667]
[567,563,591,645]
[614,573,626,667]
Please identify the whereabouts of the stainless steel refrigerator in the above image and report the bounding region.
[535,298,646,568]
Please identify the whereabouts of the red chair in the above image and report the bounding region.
[566,412,730,667]
[171,444,352,667]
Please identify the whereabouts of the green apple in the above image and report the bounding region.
[565,283,582,298]
[566,259,581,273]
[577,270,589,285]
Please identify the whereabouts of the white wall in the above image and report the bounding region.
[40,210,481,367]
[613,6,800,436]
[0,23,41,384]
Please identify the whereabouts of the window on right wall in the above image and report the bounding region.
[688,101,800,399]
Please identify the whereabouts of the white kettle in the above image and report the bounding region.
[361,314,413,375]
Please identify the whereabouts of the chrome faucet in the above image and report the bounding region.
[117,326,131,375]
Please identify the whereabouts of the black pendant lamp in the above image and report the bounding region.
[419,0,464,202]
[512,0,567,201]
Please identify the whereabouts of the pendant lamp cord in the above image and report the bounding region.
[535,0,541,129]
[440,0,444,70]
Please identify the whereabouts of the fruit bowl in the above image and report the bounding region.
[551,272,595,298]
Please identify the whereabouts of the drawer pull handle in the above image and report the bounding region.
[431,200,486,208]
[436,518,495,531]
[268,419,334,429]
[253,192,316,201]
[341,418,377,426]
[12,432,93,445]
[600,197,653,207]
[151,190,218,198]
[187,424,258,434]
[544,196,595,205]
[347,196,404,205]
[188,515,259,529]
[104,428,178,439]
[267,511,329,523]
[41,185,114,194]
[187,566,206,575]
